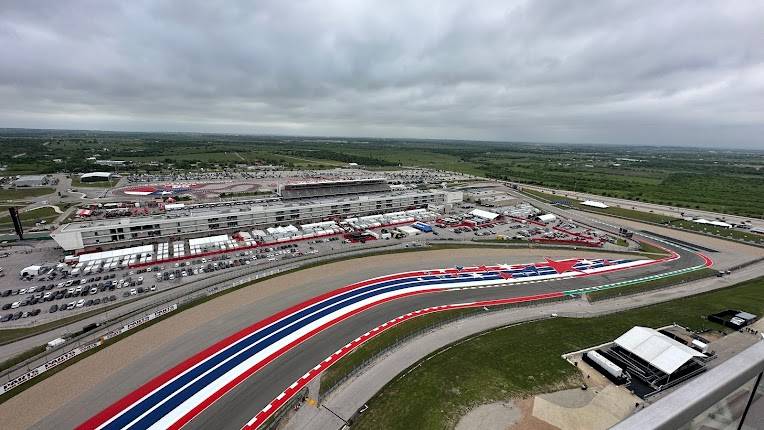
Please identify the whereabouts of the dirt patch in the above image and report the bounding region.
[456,401,522,430]
[532,385,638,430]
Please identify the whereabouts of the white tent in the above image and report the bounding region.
[693,218,732,229]
[581,200,609,209]
[469,208,499,220]
[614,326,705,375]
[78,245,154,263]
[537,213,557,223]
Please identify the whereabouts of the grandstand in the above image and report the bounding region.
[279,179,390,200]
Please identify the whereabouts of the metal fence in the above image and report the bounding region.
[0,239,416,382]
[319,294,572,399]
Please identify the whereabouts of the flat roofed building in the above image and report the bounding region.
[80,172,117,182]
[14,175,48,187]
[279,178,390,200]
[51,189,455,251]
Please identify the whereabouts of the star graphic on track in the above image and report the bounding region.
[543,257,584,274]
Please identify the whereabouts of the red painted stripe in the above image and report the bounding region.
[80,255,634,429]
[77,271,428,429]
[241,291,565,429]
[166,288,443,430]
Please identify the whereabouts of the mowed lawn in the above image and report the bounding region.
[0,187,55,201]
[0,206,59,231]
[352,276,764,430]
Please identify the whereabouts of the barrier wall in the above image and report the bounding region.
[0,304,178,396]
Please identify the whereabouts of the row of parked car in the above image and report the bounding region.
[1,273,120,298]
[48,294,119,314]
[0,308,42,322]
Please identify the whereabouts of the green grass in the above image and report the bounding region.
[586,268,718,301]
[668,220,764,244]
[353,276,764,430]
[518,188,569,203]
[586,205,675,224]
[0,300,130,345]
[320,308,483,396]
[0,206,59,231]
[637,241,670,255]
[0,188,55,201]
[0,345,46,373]
[521,188,676,224]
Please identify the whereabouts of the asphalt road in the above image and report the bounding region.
[1,185,742,430]
[16,234,702,430]
[185,238,702,430]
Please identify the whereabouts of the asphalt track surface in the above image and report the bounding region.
[63,228,706,430]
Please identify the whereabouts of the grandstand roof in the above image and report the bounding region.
[280,178,390,199]
[614,326,705,375]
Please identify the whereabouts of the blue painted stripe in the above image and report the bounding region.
[106,271,503,429]
[104,259,629,429]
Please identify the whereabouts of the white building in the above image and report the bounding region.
[51,189,458,251]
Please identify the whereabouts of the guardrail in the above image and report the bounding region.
[319,295,572,399]
[0,304,178,396]
[0,239,421,382]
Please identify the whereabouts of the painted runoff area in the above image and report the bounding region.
[77,253,674,430]
[243,244,711,429]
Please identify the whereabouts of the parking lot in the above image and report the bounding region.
[0,233,414,326]
[0,197,630,327]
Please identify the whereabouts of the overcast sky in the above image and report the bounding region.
[1,1,762,148]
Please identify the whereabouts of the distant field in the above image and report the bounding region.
[0,188,55,201]
[353,276,764,430]
[1,130,762,216]
[521,188,676,224]
[667,219,764,244]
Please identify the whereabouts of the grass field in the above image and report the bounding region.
[521,188,676,224]
[353,276,764,430]
[0,188,55,201]
[668,220,764,244]
[585,268,718,301]
[0,206,59,231]
[320,307,483,396]
[0,300,130,345]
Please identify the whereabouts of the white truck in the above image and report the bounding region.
[46,338,66,350]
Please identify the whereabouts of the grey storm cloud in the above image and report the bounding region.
[0,0,762,148]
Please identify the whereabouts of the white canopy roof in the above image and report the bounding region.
[470,208,499,220]
[693,218,732,228]
[188,234,230,246]
[78,245,154,263]
[537,213,557,223]
[581,200,609,209]
[80,171,114,179]
[615,326,705,375]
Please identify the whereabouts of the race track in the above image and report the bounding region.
[73,232,707,430]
